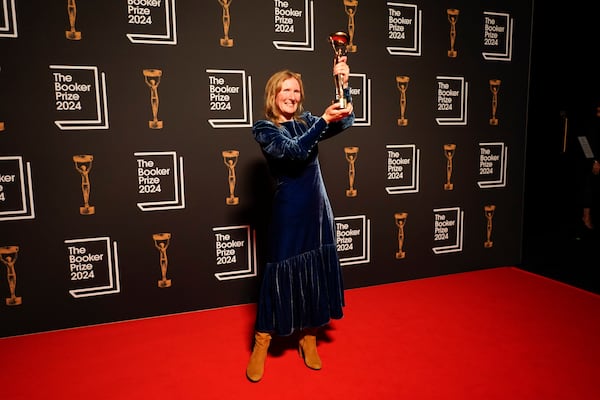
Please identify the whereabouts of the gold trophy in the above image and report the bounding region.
[218,0,234,47]
[396,76,410,126]
[153,233,172,288]
[0,245,22,306]
[222,150,239,205]
[394,212,408,259]
[344,0,358,53]
[489,79,501,126]
[143,69,163,129]
[344,146,359,197]
[443,144,456,190]
[65,0,82,40]
[447,9,459,58]
[484,205,496,248]
[73,154,95,215]
[329,31,350,109]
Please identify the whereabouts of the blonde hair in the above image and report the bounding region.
[264,70,305,124]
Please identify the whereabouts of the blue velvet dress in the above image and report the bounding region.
[252,110,355,336]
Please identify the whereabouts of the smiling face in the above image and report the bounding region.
[275,77,302,121]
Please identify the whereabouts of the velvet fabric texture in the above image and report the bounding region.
[252,111,355,336]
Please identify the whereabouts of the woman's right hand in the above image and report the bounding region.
[322,101,353,124]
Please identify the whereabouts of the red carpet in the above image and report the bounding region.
[1,266,599,400]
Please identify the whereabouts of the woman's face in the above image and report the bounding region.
[275,77,301,121]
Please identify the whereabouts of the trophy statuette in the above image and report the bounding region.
[329,31,350,109]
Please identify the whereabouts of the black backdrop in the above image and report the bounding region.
[0,0,533,337]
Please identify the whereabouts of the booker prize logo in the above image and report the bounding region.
[482,11,514,61]
[432,207,464,254]
[135,151,186,211]
[65,237,120,298]
[386,2,422,56]
[126,0,178,45]
[273,0,314,51]
[0,0,19,38]
[0,156,36,221]
[0,245,22,306]
[477,142,508,188]
[153,233,172,287]
[335,215,371,266]
[65,0,82,40]
[385,144,420,194]
[213,225,257,281]
[206,69,253,128]
[73,154,95,215]
[435,76,468,126]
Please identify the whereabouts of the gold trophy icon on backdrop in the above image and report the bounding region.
[218,0,234,47]
[394,212,408,259]
[153,233,172,288]
[344,146,359,197]
[73,154,95,215]
[0,121,4,131]
[396,75,410,126]
[329,31,350,109]
[484,205,496,248]
[344,0,358,53]
[66,0,82,40]
[143,69,163,129]
[443,144,456,190]
[489,79,501,126]
[222,150,240,205]
[447,9,459,58]
[0,245,22,306]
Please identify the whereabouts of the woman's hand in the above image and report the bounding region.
[322,101,353,123]
[333,55,350,87]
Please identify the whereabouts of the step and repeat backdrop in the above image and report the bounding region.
[0,0,532,337]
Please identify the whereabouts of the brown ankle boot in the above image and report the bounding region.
[246,332,271,382]
[298,329,322,370]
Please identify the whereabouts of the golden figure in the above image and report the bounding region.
[223,150,240,205]
[0,245,22,305]
[73,155,95,215]
[484,205,496,248]
[443,144,456,190]
[143,69,163,129]
[344,0,358,52]
[489,79,501,126]
[396,76,410,126]
[394,212,408,259]
[344,147,359,197]
[219,0,234,47]
[66,0,82,40]
[153,233,172,287]
[447,9,459,58]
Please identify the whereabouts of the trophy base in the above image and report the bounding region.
[226,196,239,205]
[395,251,406,260]
[489,118,499,126]
[220,38,234,47]
[66,30,82,40]
[484,241,493,248]
[80,206,95,215]
[149,120,163,129]
[397,118,408,127]
[158,279,172,288]
[444,183,454,190]
[346,189,357,197]
[447,50,457,58]
[6,296,22,306]
[0,122,4,131]
[347,44,357,53]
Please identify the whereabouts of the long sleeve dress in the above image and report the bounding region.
[252,110,355,336]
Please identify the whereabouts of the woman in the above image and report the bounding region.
[246,58,354,382]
